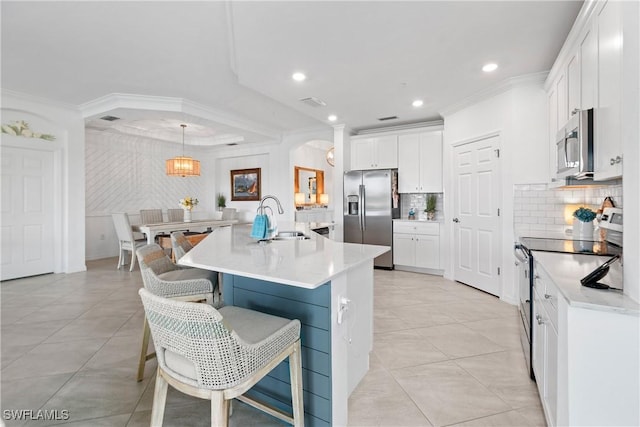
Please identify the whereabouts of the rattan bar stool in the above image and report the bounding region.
[138,288,304,426]
[135,244,219,382]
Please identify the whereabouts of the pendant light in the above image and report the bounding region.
[166,124,201,177]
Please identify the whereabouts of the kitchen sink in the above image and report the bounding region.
[271,231,310,240]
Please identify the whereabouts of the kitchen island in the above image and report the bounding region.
[178,222,389,426]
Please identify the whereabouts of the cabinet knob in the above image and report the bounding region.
[536,314,544,325]
[452,218,460,223]
[571,108,580,116]
[610,156,622,165]
[544,294,552,300]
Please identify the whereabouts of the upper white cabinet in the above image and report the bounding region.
[579,25,597,110]
[398,131,443,193]
[547,88,559,185]
[546,0,626,182]
[595,0,623,179]
[350,135,398,170]
[566,54,580,116]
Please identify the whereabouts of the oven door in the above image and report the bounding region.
[515,244,534,379]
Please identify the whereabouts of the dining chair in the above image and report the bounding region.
[169,231,195,261]
[138,288,304,427]
[140,209,164,224]
[111,213,147,272]
[167,208,184,222]
[135,243,219,382]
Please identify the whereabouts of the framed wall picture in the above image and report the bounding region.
[230,168,261,201]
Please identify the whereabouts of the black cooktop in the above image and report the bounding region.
[520,237,622,256]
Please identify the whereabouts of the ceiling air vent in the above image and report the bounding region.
[377,116,398,121]
[100,115,120,121]
[299,97,327,108]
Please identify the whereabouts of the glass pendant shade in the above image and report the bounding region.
[166,124,201,177]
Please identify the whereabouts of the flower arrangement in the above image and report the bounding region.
[179,196,199,211]
[573,207,596,223]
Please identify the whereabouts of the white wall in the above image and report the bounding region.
[85,130,214,260]
[1,90,86,273]
[443,81,548,304]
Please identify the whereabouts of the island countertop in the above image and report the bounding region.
[178,222,389,289]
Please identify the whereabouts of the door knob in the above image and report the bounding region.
[453,218,460,223]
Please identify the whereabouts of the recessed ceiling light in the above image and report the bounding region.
[412,100,424,108]
[328,115,337,122]
[482,63,498,72]
[292,72,306,82]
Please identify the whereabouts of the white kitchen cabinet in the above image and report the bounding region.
[532,255,640,427]
[547,88,559,185]
[566,54,580,117]
[393,221,441,271]
[579,25,597,110]
[350,135,398,170]
[532,269,558,427]
[556,73,568,129]
[595,0,623,180]
[398,131,442,193]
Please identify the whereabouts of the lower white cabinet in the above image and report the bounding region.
[393,221,440,271]
[532,271,558,427]
[532,258,639,427]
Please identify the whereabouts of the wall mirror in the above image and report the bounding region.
[294,166,324,205]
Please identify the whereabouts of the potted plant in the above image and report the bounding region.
[216,193,226,211]
[572,207,596,238]
[425,194,437,221]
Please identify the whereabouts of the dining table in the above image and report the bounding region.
[132,219,238,244]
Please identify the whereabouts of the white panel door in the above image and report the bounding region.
[1,147,54,280]
[453,136,500,296]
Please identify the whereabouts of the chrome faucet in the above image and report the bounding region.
[257,195,284,241]
[258,195,284,215]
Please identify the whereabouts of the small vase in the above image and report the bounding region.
[183,209,192,223]
[572,218,593,239]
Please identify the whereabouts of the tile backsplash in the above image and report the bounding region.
[514,182,623,235]
[400,193,444,220]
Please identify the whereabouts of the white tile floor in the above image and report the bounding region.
[1,259,545,426]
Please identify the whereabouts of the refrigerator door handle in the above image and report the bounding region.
[359,184,366,231]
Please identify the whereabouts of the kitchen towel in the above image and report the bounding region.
[250,214,269,240]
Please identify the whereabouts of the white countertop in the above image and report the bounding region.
[394,219,444,224]
[532,251,639,315]
[178,222,389,289]
[516,229,598,241]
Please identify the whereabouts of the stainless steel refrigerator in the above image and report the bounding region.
[344,169,400,268]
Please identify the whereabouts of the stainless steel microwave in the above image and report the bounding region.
[556,108,594,180]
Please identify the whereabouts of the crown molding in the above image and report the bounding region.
[1,88,79,112]
[354,119,444,136]
[79,93,283,141]
[440,71,548,117]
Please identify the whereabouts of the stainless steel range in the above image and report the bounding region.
[515,207,623,380]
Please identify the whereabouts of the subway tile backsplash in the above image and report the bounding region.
[400,193,444,220]
[513,183,623,235]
